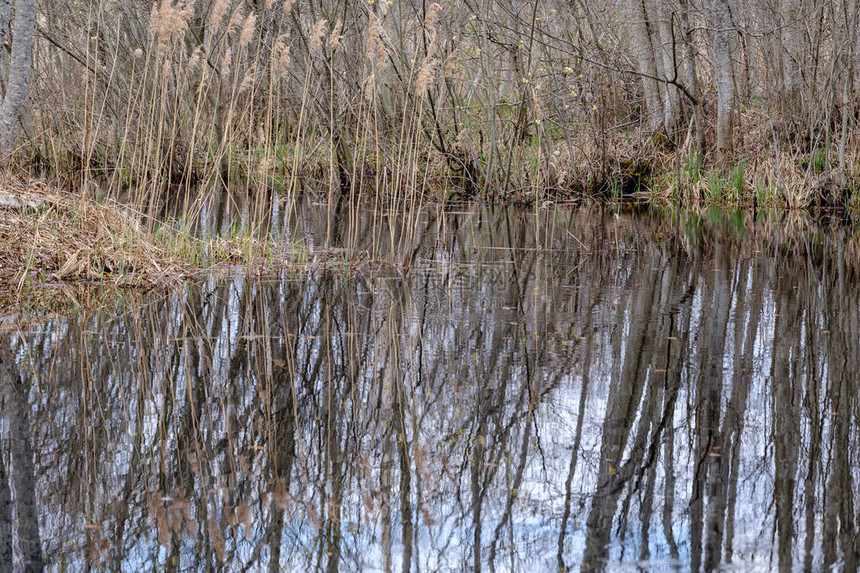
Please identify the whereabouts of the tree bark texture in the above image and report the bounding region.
[0,0,37,163]
[712,0,735,167]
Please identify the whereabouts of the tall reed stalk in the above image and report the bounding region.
[14,0,860,222]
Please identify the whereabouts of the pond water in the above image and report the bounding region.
[2,201,859,571]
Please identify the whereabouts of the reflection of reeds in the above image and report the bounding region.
[8,205,860,568]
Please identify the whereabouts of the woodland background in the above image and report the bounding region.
[0,0,857,207]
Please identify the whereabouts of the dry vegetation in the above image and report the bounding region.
[0,177,186,292]
[0,175,389,299]
[7,0,860,215]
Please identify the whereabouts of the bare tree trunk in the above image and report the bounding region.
[650,0,681,134]
[837,0,859,184]
[0,0,37,163]
[712,0,735,168]
[779,0,805,135]
[0,0,11,47]
[629,0,664,132]
[679,0,704,156]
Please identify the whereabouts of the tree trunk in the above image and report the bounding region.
[713,0,735,168]
[837,0,859,184]
[629,0,664,132]
[779,0,805,134]
[650,0,681,134]
[0,0,37,164]
[0,0,12,48]
[679,0,704,156]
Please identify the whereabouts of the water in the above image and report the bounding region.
[1,202,858,571]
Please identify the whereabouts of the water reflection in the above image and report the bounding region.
[2,205,860,571]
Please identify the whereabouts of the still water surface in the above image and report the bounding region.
[1,202,859,571]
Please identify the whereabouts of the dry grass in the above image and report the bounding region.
[0,176,390,307]
[0,176,186,293]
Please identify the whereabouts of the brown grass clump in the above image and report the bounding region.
[0,177,185,293]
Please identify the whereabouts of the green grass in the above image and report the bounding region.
[729,161,746,202]
[684,150,702,184]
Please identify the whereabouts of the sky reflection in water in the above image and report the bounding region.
[1,203,858,571]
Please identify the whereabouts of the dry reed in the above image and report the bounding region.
[0,177,183,290]
[14,0,860,216]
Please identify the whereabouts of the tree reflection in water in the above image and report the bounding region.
[2,205,859,571]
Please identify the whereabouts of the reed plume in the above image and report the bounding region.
[149,0,193,57]
[366,13,386,63]
[273,36,291,79]
[364,73,375,102]
[415,3,443,94]
[239,12,257,48]
[209,0,230,30]
[227,7,244,35]
[309,19,328,56]
[330,19,344,53]
[239,64,256,93]
[415,58,438,94]
[425,3,442,27]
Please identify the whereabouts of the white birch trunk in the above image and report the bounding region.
[0,0,12,48]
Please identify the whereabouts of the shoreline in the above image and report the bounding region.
[1,174,858,301]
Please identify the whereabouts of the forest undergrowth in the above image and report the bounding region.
[7,0,855,222]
